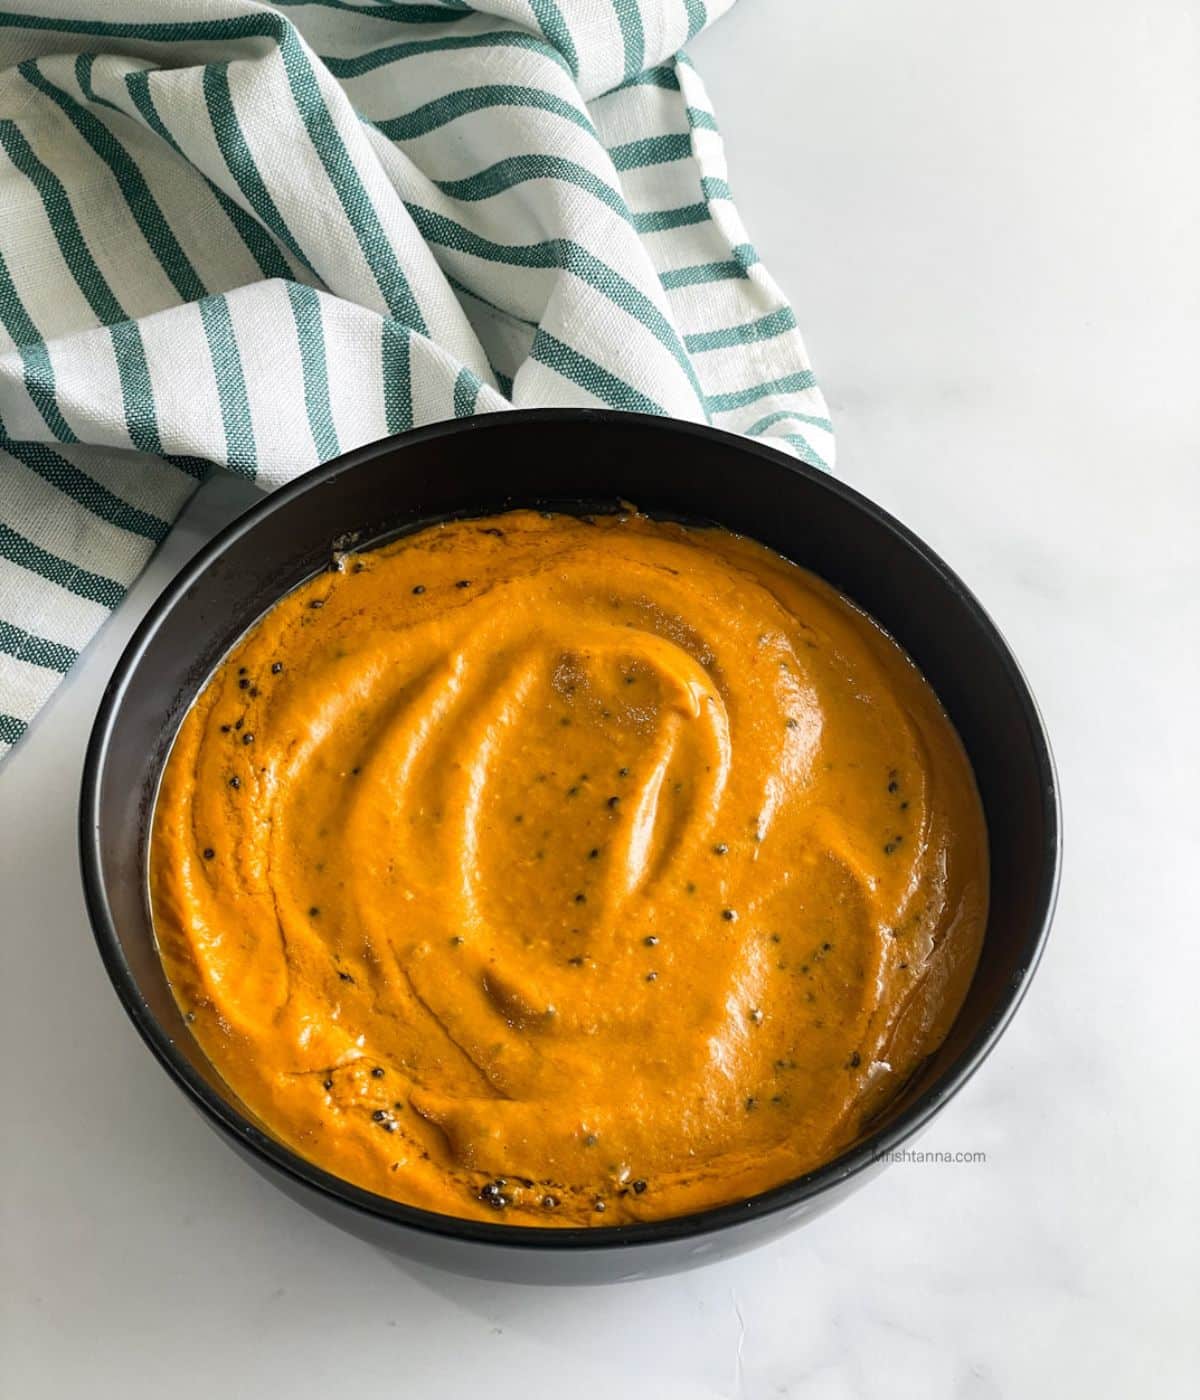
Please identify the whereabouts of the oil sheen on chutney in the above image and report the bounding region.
[150,509,988,1226]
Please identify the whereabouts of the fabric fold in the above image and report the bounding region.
[0,0,831,762]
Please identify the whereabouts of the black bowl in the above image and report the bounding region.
[80,410,1059,1283]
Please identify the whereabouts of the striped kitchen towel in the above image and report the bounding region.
[0,0,831,764]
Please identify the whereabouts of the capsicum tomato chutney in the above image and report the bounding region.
[150,509,988,1227]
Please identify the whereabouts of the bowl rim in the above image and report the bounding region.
[79,408,1061,1252]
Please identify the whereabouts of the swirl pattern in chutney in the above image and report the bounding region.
[150,510,988,1226]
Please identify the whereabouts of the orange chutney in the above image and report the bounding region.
[150,510,988,1226]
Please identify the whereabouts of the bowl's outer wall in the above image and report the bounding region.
[82,412,1058,1282]
[224,1133,889,1284]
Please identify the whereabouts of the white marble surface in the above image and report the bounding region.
[3,1,1198,1395]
